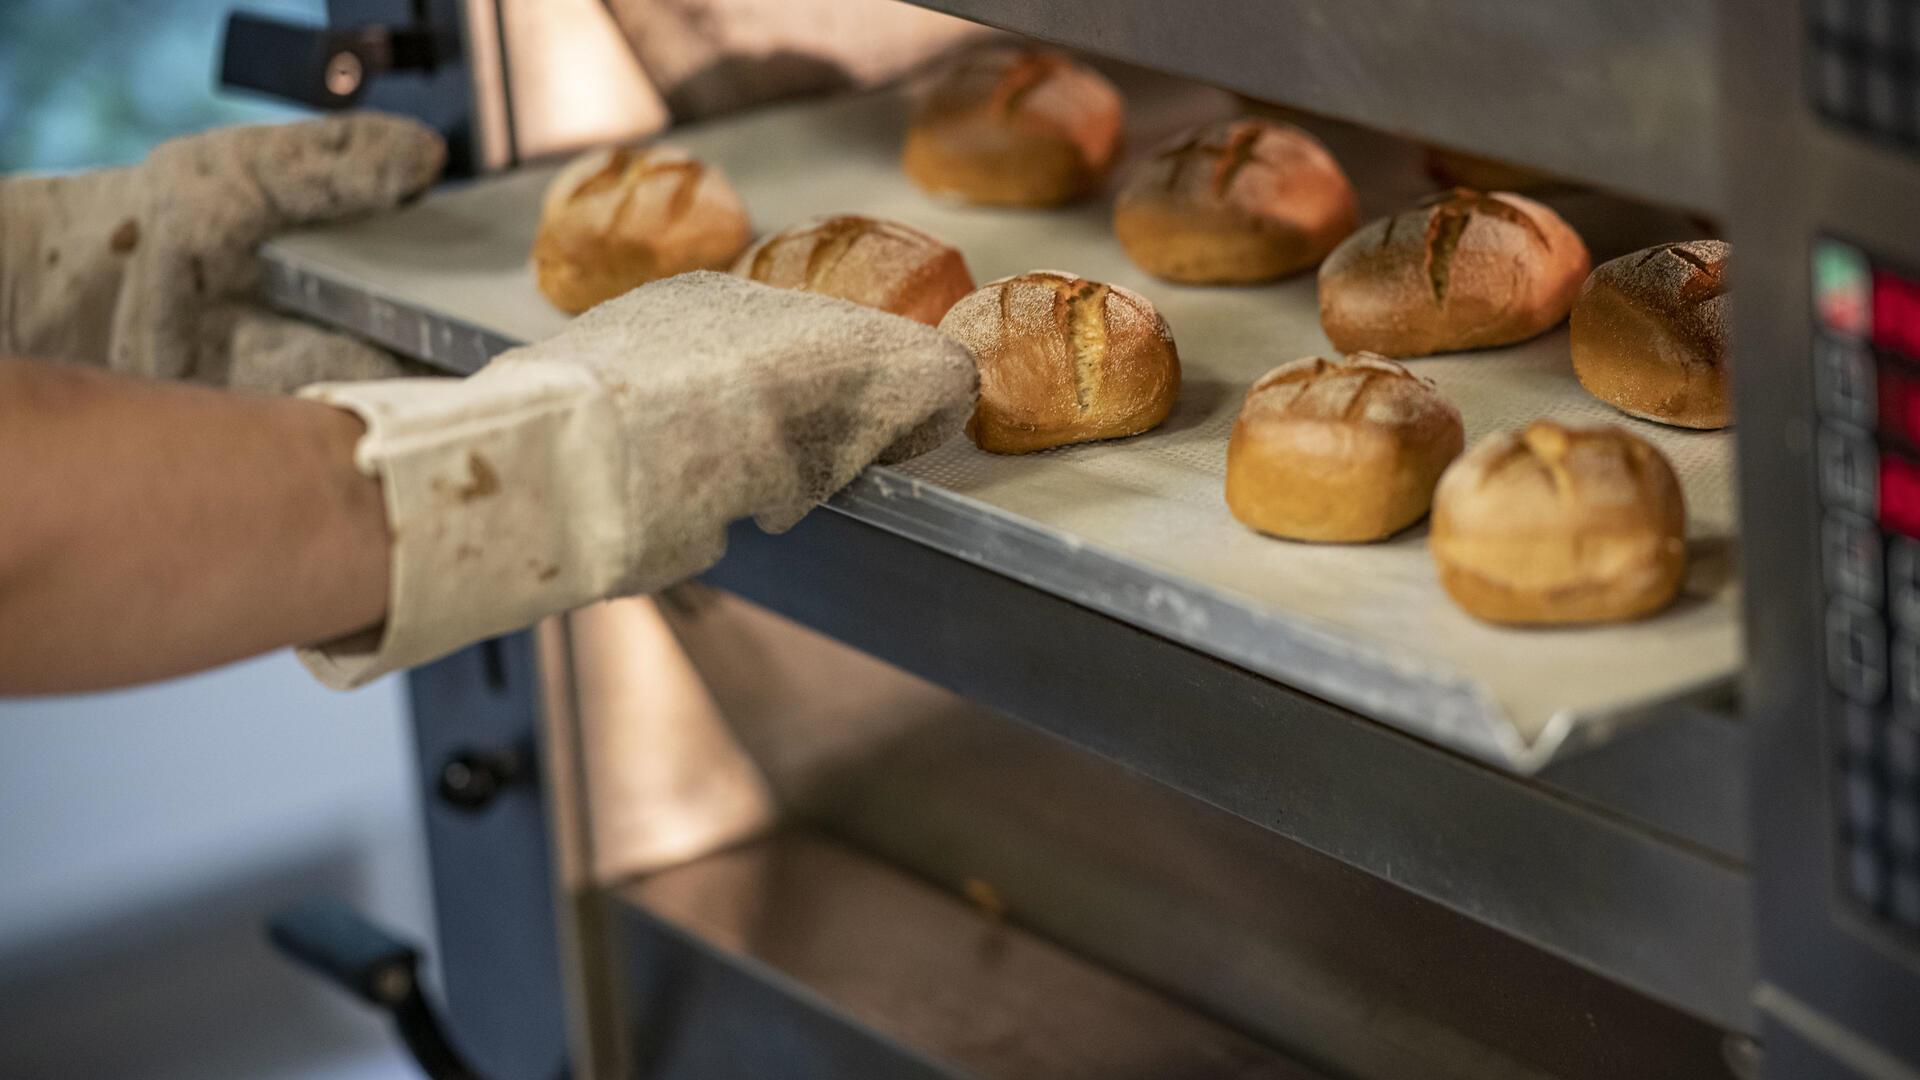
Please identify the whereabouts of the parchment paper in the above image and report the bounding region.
[265,68,1739,762]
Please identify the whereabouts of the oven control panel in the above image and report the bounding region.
[1808,0,1920,148]
[1816,237,1920,938]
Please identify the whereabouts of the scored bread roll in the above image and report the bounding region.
[1423,146,1562,193]
[1114,117,1359,284]
[533,145,751,314]
[1318,189,1590,358]
[1226,353,1464,542]
[1571,240,1731,430]
[939,270,1180,454]
[903,46,1124,207]
[1430,421,1687,624]
[731,214,974,325]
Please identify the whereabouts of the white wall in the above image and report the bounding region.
[0,652,435,1080]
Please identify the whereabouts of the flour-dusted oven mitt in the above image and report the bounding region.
[296,272,978,689]
[0,113,445,391]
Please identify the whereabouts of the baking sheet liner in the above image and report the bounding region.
[263,68,1739,770]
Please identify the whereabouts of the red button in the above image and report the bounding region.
[1874,271,1920,359]
[1883,453,1920,537]
[1882,365,1920,445]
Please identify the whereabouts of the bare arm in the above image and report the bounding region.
[0,360,389,693]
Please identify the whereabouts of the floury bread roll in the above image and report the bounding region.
[533,145,751,314]
[731,215,974,325]
[939,270,1180,453]
[1571,240,1732,429]
[903,47,1124,207]
[1318,189,1590,357]
[1423,146,1562,193]
[1114,117,1359,284]
[1226,353,1464,542]
[1430,421,1687,624]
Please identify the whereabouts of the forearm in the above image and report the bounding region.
[0,360,389,693]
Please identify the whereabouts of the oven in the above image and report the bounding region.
[226,1,1920,1077]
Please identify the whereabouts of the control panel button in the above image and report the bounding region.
[1826,513,1885,604]
[1815,48,1857,120]
[1896,635,1920,722]
[1811,0,1853,33]
[1845,703,1884,763]
[1891,722,1920,783]
[1816,240,1874,339]
[1890,797,1920,857]
[1817,333,1876,427]
[1892,537,1920,632]
[1863,0,1901,46]
[1893,871,1920,928]
[1821,425,1880,516]
[1848,768,1885,838]
[1884,454,1920,536]
[1852,843,1888,907]
[1877,271,1920,359]
[1880,363,1920,445]
[1829,599,1890,704]
[1868,69,1901,131]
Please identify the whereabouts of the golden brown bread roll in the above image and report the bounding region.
[1430,420,1687,624]
[731,214,974,325]
[1423,146,1562,193]
[533,145,751,314]
[903,47,1124,207]
[938,270,1180,454]
[1318,189,1590,358]
[1226,353,1464,542]
[1114,118,1359,284]
[1570,240,1731,430]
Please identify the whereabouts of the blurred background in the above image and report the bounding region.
[0,4,434,1079]
[0,0,309,169]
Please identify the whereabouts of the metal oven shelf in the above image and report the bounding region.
[262,67,1741,776]
[609,830,1324,1078]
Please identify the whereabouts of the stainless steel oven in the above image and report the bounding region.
[230,1,1920,1077]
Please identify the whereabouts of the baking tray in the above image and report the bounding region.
[260,68,1740,773]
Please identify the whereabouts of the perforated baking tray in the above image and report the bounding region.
[260,68,1740,772]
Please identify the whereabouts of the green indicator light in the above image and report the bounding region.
[1815,239,1872,338]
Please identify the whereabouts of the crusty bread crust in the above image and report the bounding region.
[1570,240,1731,430]
[903,47,1123,207]
[533,145,751,314]
[1226,352,1464,542]
[1430,421,1686,624]
[732,215,974,325]
[1115,118,1358,284]
[1317,189,1590,358]
[1423,146,1562,193]
[939,270,1180,454]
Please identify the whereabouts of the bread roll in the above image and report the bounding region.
[533,145,751,314]
[731,214,974,325]
[1114,118,1359,284]
[1430,421,1686,624]
[939,270,1180,453]
[903,47,1124,207]
[1570,240,1731,429]
[1318,189,1590,357]
[1423,147,1561,193]
[1226,353,1464,542]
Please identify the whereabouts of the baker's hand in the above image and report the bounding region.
[0,112,445,392]
[295,271,977,688]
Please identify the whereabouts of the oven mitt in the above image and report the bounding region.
[295,271,978,689]
[0,112,445,391]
